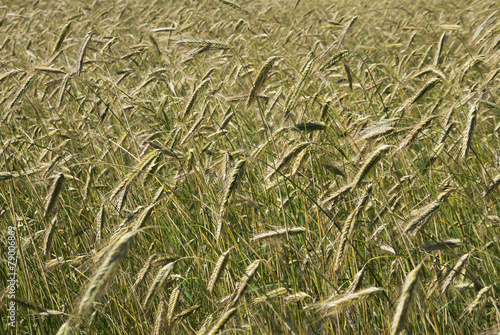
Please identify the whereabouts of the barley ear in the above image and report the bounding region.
[390,263,422,335]
[207,248,232,294]
[77,231,135,317]
[43,173,65,220]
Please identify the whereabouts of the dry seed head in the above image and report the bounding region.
[351,144,391,189]
[221,159,246,210]
[252,227,307,242]
[403,77,441,110]
[132,203,156,231]
[347,265,366,294]
[390,264,422,335]
[206,307,238,335]
[482,173,500,198]
[77,231,135,316]
[284,58,314,117]
[207,248,232,294]
[9,73,35,108]
[228,260,261,309]
[333,188,370,272]
[57,72,72,108]
[196,314,213,335]
[132,254,158,292]
[459,102,479,161]
[266,142,310,180]
[153,299,167,335]
[182,78,210,119]
[462,285,492,316]
[308,287,383,315]
[441,253,470,294]
[143,262,175,310]
[246,56,277,108]
[253,287,288,304]
[53,21,71,55]
[43,173,65,219]
[420,239,461,251]
[403,201,440,236]
[396,115,437,153]
[320,50,349,72]
[285,292,311,304]
[42,215,57,257]
[76,31,92,76]
[167,286,181,325]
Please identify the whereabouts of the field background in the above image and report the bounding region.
[1,0,500,334]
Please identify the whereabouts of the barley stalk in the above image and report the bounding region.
[167,286,181,326]
[482,173,500,197]
[9,73,35,108]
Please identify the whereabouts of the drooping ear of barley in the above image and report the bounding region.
[77,231,135,317]
[346,265,367,294]
[320,50,349,72]
[227,260,261,309]
[55,322,74,335]
[246,56,277,108]
[333,187,371,272]
[206,307,238,335]
[143,262,175,310]
[390,263,422,335]
[57,72,72,108]
[351,145,391,189]
[308,287,383,315]
[153,299,166,335]
[220,159,246,211]
[52,21,72,55]
[43,173,65,219]
[208,248,232,294]
[266,142,310,180]
[441,253,470,293]
[76,31,92,76]
[462,285,492,317]
[167,285,181,326]
[180,114,205,145]
[43,214,57,257]
[182,78,210,119]
[252,227,307,242]
[433,32,446,67]
[196,314,213,335]
[132,254,158,293]
[9,73,35,108]
[109,150,161,201]
[420,239,461,251]
[284,58,314,118]
[396,115,437,154]
[482,173,500,197]
[459,101,479,161]
[253,287,288,304]
[132,203,156,231]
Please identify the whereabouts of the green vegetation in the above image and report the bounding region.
[1,0,499,333]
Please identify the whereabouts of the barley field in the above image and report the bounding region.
[1,0,500,334]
